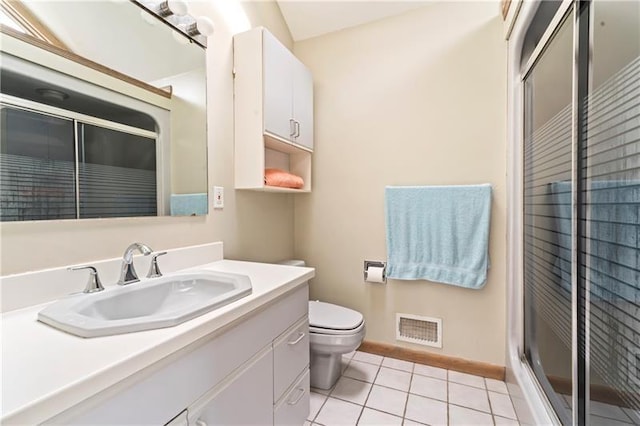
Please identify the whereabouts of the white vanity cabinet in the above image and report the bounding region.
[188,347,274,425]
[48,285,310,426]
[234,27,314,192]
[189,317,310,426]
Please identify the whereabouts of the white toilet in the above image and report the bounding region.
[308,299,366,389]
[278,260,366,390]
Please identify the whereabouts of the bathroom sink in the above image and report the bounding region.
[38,271,252,338]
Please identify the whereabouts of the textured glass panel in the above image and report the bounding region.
[77,123,157,218]
[0,105,76,221]
[588,1,640,423]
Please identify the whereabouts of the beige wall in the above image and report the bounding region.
[293,2,508,365]
[0,1,295,275]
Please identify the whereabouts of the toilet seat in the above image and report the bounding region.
[309,301,364,335]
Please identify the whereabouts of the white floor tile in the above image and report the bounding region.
[358,407,403,425]
[331,376,373,405]
[449,405,494,425]
[344,350,357,360]
[309,391,328,421]
[315,397,363,426]
[304,421,312,426]
[342,357,351,374]
[353,351,384,365]
[413,363,447,380]
[381,357,414,373]
[343,360,380,383]
[365,384,408,417]
[402,421,427,426]
[485,377,509,394]
[494,415,520,425]
[404,394,447,425]
[489,391,517,420]
[591,400,635,423]
[409,374,447,402]
[375,367,412,392]
[312,386,333,396]
[449,382,491,413]
[448,370,486,389]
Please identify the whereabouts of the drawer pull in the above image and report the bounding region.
[287,332,305,346]
[287,387,306,405]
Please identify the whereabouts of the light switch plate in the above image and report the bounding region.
[213,186,224,209]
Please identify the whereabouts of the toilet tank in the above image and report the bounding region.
[277,260,306,267]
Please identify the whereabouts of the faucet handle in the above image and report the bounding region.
[68,265,105,294]
[147,251,167,278]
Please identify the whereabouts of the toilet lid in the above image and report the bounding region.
[309,301,364,331]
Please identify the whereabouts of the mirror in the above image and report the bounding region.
[0,0,208,220]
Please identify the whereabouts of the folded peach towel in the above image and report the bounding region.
[264,168,304,189]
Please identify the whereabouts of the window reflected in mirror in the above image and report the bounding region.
[0,0,208,220]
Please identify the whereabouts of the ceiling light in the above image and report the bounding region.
[36,88,69,102]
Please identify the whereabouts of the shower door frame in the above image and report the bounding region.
[506,0,593,424]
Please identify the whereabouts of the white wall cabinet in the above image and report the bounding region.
[49,285,310,426]
[234,27,314,192]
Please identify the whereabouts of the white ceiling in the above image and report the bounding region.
[276,1,430,41]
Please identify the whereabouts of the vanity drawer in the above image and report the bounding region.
[273,317,309,402]
[274,369,310,426]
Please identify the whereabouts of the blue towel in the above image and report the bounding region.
[385,184,492,289]
[550,180,639,302]
[170,193,208,216]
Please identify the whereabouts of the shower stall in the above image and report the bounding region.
[507,0,640,424]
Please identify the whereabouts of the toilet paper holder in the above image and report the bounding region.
[364,260,387,283]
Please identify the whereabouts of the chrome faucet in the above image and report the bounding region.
[117,242,153,285]
[68,265,105,293]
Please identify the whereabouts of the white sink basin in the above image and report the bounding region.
[38,271,252,338]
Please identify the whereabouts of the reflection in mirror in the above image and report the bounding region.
[0,0,208,220]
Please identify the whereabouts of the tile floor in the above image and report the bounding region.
[305,350,640,425]
[306,350,520,426]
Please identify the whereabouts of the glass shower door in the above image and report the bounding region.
[522,8,575,425]
[522,1,640,424]
[585,1,640,423]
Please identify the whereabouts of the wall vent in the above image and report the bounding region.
[396,313,442,348]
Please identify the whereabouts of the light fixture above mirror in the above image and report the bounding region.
[136,0,214,47]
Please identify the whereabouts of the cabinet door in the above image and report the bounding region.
[190,349,273,426]
[263,30,294,143]
[292,57,314,151]
[273,318,309,402]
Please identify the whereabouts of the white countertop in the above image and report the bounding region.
[1,260,314,425]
